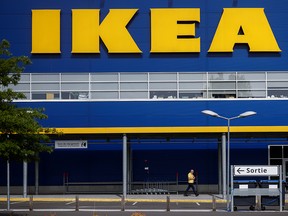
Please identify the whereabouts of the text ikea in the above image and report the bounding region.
[31,8,281,54]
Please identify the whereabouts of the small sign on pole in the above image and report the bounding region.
[55,140,88,149]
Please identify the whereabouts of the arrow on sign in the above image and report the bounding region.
[237,168,245,174]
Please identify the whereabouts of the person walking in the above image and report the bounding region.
[184,169,199,196]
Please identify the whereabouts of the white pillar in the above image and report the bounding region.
[123,134,127,198]
[23,161,28,197]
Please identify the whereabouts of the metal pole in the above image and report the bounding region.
[226,118,230,211]
[7,160,10,211]
[23,161,27,198]
[222,133,227,199]
[123,134,127,198]
[35,158,39,195]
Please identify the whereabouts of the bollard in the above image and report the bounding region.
[166,195,170,211]
[121,195,125,211]
[212,195,216,211]
[75,195,79,211]
[29,195,33,211]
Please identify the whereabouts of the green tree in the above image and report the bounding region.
[0,39,56,162]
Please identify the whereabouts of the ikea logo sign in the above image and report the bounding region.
[31,8,281,54]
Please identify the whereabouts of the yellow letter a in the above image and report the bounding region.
[208,8,281,52]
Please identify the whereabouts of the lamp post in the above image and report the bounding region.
[201,110,256,211]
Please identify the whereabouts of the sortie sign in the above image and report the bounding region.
[234,165,279,176]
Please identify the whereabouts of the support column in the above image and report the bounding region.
[127,141,132,194]
[35,157,39,195]
[222,133,227,199]
[23,161,28,198]
[218,138,222,194]
[123,134,127,198]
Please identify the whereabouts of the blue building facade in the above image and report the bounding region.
[1,0,288,193]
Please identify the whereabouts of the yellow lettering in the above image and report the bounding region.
[100,9,141,53]
[72,9,100,53]
[72,9,141,53]
[31,10,61,53]
[208,8,281,52]
[151,8,200,53]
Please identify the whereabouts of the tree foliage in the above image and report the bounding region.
[0,39,56,162]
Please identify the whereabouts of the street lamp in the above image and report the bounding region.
[201,110,256,211]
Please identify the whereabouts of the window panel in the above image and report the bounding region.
[179,91,205,99]
[32,83,59,91]
[91,73,118,81]
[120,82,148,90]
[267,72,288,80]
[149,73,177,81]
[61,91,88,99]
[9,83,30,91]
[270,146,283,158]
[268,81,288,88]
[179,82,206,90]
[209,82,236,90]
[238,90,266,98]
[238,81,266,89]
[91,91,118,99]
[120,73,148,81]
[19,73,30,82]
[179,73,207,81]
[150,91,177,99]
[268,90,288,98]
[32,74,59,82]
[208,90,236,98]
[61,83,89,91]
[237,72,265,80]
[61,73,89,82]
[208,73,236,80]
[150,82,177,90]
[120,91,148,99]
[91,83,118,91]
[32,92,60,100]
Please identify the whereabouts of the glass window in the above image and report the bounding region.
[237,81,266,90]
[284,146,288,158]
[208,73,236,80]
[91,91,118,99]
[32,74,59,82]
[208,90,236,98]
[179,73,207,81]
[61,73,89,82]
[32,83,59,91]
[237,72,265,80]
[61,91,89,100]
[268,81,288,88]
[19,73,30,82]
[267,72,288,80]
[179,91,205,99]
[91,83,118,91]
[9,83,30,91]
[209,82,236,90]
[238,90,266,98]
[120,73,148,81]
[150,91,177,99]
[61,83,89,91]
[120,91,148,99]
[179,82,206,90]
[91,73,118,82]
[268,90,288,98]
[270,146,283,158]
[120,82,148,90]
[150,82,177,90]
[149,73,177,81]
[32,92,60,100]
